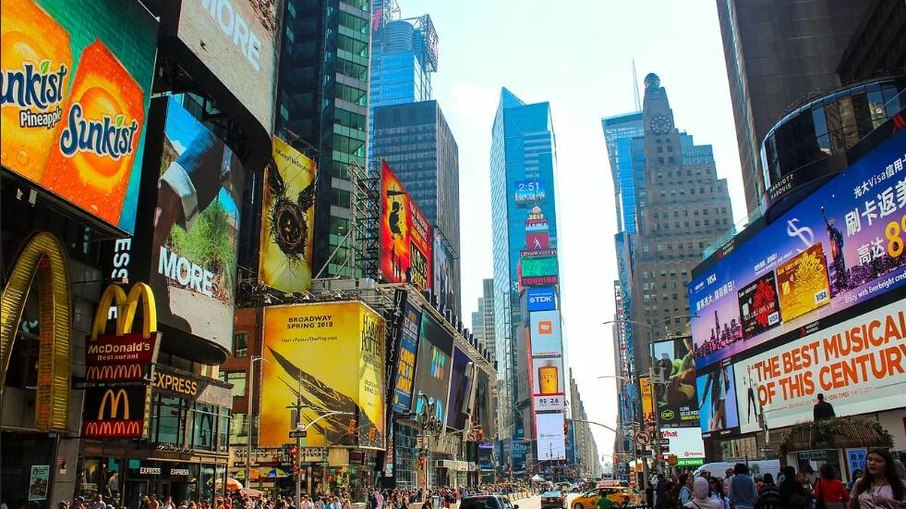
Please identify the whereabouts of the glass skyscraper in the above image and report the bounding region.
[371,100,462,314]
[489,88,559,448]
[368,14,437,151]
[277,0,372,277]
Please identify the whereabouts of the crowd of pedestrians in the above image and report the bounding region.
[647,450,905,509]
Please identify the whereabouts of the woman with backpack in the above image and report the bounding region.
[814,465,849,509]
[756,473,781,509]
[780,466,814,509]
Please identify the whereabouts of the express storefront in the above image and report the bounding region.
[79,365,232,506]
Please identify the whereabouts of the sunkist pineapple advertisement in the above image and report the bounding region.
[259,137,317,293]
[260,302,385,450]
[1,0,157,234]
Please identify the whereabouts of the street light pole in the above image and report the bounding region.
[246,355,266,488]
[603,315,696,482]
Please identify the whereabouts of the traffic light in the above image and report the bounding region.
[290,446,299,465]
[563,420,570,435]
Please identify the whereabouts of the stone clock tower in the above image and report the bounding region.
[630,73,734,371]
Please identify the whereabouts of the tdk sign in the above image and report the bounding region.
[527,287,556,311]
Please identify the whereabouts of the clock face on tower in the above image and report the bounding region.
[650,115,673,135]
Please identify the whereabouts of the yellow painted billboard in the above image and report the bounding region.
[260,302,385,449]
[259,137,317,293]
[640,376,654,420]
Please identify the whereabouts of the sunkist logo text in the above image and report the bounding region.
[0,60,69,128]
[59,103,139,160]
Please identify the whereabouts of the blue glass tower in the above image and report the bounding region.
[368,14,437,151]
[490,88,559,459]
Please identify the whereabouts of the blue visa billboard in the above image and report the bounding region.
[690,129,906,370]
[527,286,557,312]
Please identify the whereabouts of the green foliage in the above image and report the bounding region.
[169,199,237,300]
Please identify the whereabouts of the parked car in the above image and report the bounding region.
[460,495,519,509]
[572,486,639,509]
[541,491,566,509]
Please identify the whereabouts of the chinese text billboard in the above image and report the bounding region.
[529,310,562,357]
[380,161,433,291]
[413,312,453,422]
[691,130,906,369]
[1,0,157,233]
[259,137,317,293]
[734,300,905,433]
[260,302,385,449]
[392,302,421,413]
[651,337,699,427]
[148,97,245,353]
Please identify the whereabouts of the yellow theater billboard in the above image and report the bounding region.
[260,302,385,449]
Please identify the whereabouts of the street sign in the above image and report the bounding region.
[759,447,774,453]
[289,430,308,439]
[639,450,653,457]
[634,431,651,446]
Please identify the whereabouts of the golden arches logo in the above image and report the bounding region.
[0,232,71,432]
[86,364,142,381]
[90,282,157,339]
[98,388,130,420]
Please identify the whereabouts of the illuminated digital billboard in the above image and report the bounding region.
[380,161,433,291]
[734,300,905,434]
[690,129,906,370]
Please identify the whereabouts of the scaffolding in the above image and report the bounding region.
[349,161,381,279]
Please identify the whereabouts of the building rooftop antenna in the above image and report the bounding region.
[632,59,641,112]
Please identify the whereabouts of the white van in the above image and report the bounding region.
[694,460,781,481]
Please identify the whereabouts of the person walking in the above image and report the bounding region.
[680,475,694,506]
[685,478,722,509]
[755,473,780,509]
[848,449,906,509]
[815,465,849,509]
[779,466,813,509]
[729,464,759,509]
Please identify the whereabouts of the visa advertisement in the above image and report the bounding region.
[175,0,278,131]
[392,302,421,414]
[1,0,157,234]
[148,97,245,353]
[260,302,385,449]
[380,161,433,292]
[535,412,566,461]
[651,337,699,427]
[259,137,317,293]
[413,311,453,422]
[529,310,562,357]
[691,130,906,370]
[733,300,906,433]
[697,360,740,436]
[527,286,557,312]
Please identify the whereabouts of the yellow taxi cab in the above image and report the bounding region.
[570,482,640,509]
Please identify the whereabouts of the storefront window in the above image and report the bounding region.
[215,465,226,500]
[219,408,231,452]
[200,464,215,504]
[192,404,218,452]
[154,395,188,446]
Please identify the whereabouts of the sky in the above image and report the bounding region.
[399,0,750,460]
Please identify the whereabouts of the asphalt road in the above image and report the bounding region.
[511,494,580,509]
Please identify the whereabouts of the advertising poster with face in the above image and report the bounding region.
[651,337,699,427]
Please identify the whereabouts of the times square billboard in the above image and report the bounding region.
[690,128,906,436]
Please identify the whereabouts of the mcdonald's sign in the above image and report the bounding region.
[84,283,160,383]
[0,232,72,432]
[82,386,149,438]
